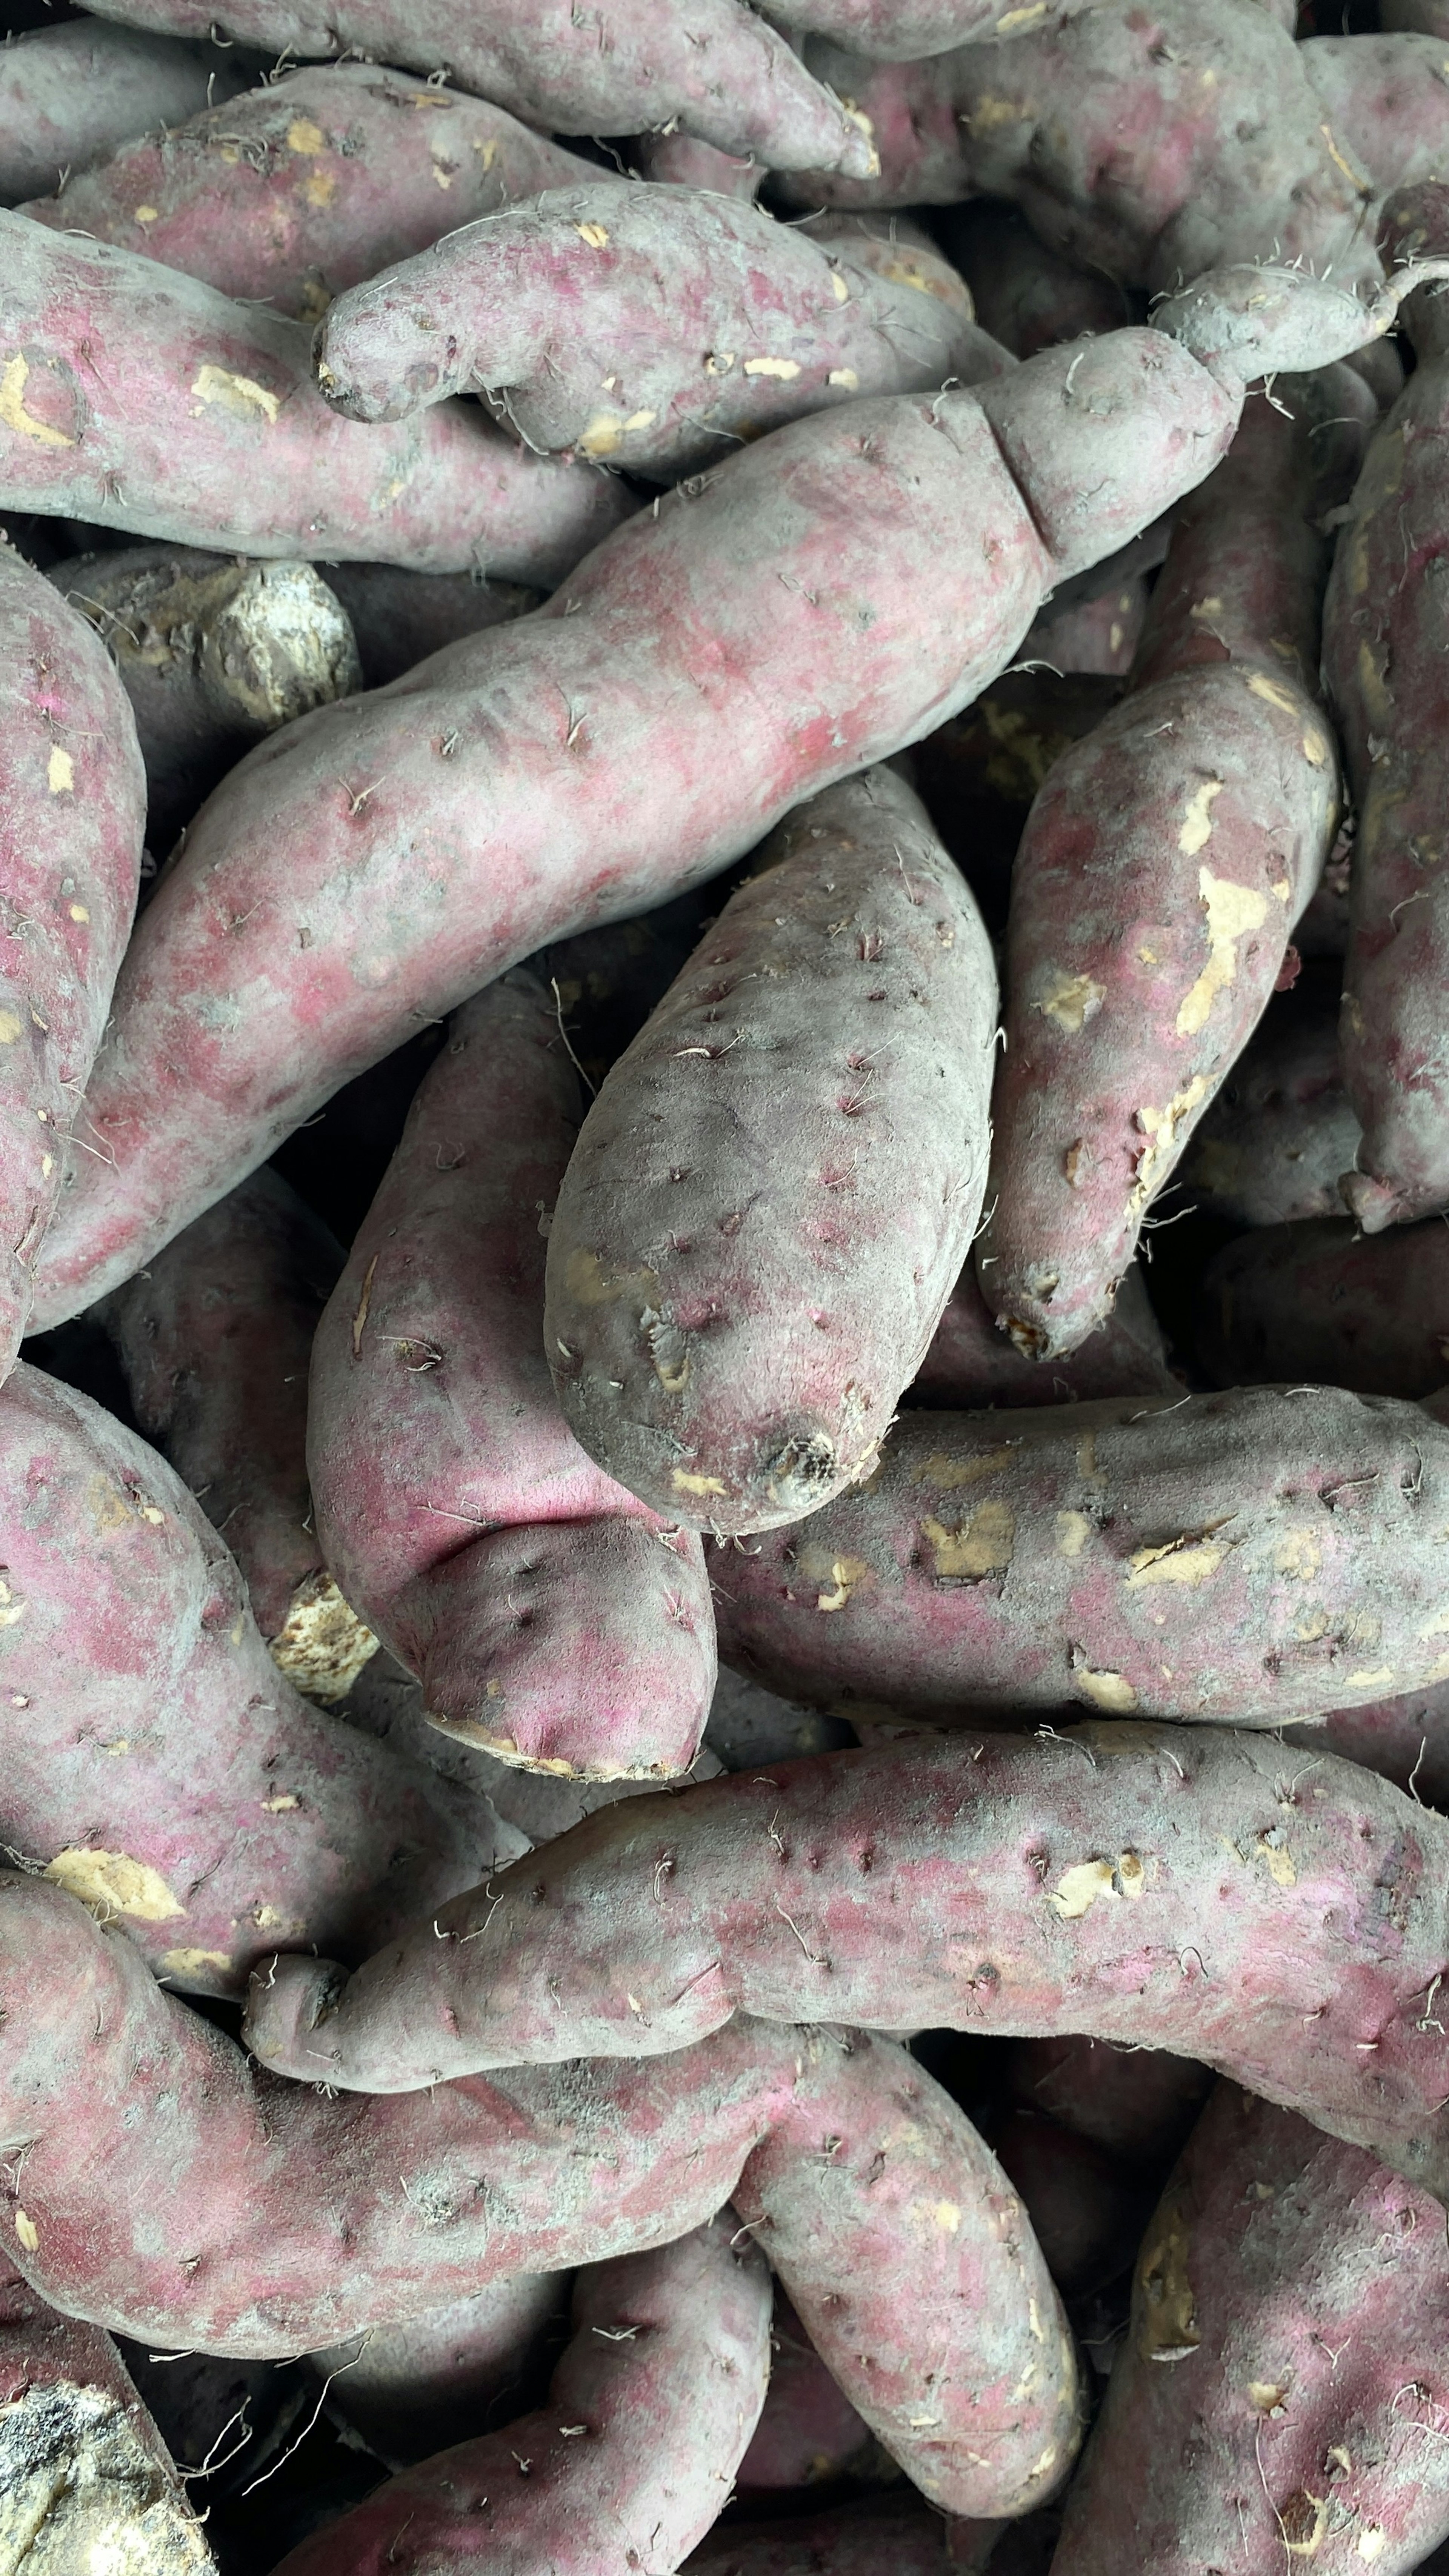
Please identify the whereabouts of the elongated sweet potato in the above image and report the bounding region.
[736,2291,874,2496]
[1002,2036,1211,2170]
[913,1260,1175,1408]
[1198,1214,1449,1398]
[1177,962,1359,1227]
[321,562,536,689]
[22,64,593,322]
[309,971,717,1777]
[245,1720,1449,2210]
[544,767,997,1534]
[1283,1681,1449,1812]
[0,538,145,1375]
[1054,2082,1449,2573]
[629,131,764,197]
[0,19,238,206]
[3,1877,1080,2518]
[0,1358,520,1996]
[316,185,1009,479]
[50,543,361,853]
[76,0,876,175]
[305,2273,566,2468]
[97,1164,378,1698]
[272,2222,772,2576]
[0,213,631,581]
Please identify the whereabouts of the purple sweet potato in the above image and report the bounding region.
[25,303,1255,1325]
[98,1164,378,1697]
[245,1721,1449,2212]
[933,203,1131,361]
[1198,1213,1449,1398]
[1177,960,1360,1227]
[544,766,998,1534]
[0,538,144,1374]
[309,971,717,1778]
[321,562,537,690]
[736,2291,875,2496]
[1002,2036,1211,2170]
[305,2273,566,2468]
[628,131,764,197]
[0,18,239,206]
[22,63,594,323]
[1053,2082,1449,2573]
[315,184,1010,478]
[1283,1682,1449,1812]
[0,212,631,580]
[912,1259,1176,1409]
[0,1358,520,1996]
[688,2498,999,2573]
[5,1877,1081,2521]
[75,0,876,176]
[272,2222,772,2576]
[975,371,1361,1360]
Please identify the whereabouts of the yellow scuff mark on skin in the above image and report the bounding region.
[1249,2379,1289,2411]
[1320,120,1371,192]
[622,408,657,431]
[1176,868,1271,1037]
[996,1,1045,23]
[921,1498,1015,1580]
[1346,1666,1395,1690]
[816,1554,871,1611]
[1056,1510,1092,1558]
[45,1847,185,1921]
[191,364,280,425]
[1302,728,1330,768]
[1131,1075,1211,1212]
[1272,878,1291,901]
[931,2201,961,2232]
[286,114,328,152]
[1246,670,1299,718]
[0,355,75,448]
[1049,1851,1144,1919]
[261,1793,299,1813]
[1126,1537,1228,1590]
[1076,1667,1138,1713]
[1419,1603,1449,1639]
[828,368,858,389]
[14,2212,37,2253]
[673,1468,727,1498]
[0,1580,26,1634]
[258,1574,372,1702]
[563,1247,661,1307]
[1359,2530,1386,2563]
[914,1446,1016,1491]
[1178,777,1223,857]
[1137,2192,1197,2359]
[578,412,624,458]
[967,91,1031,126]
[1355,638,1394,732]
[1275,1529,1321,1581]
[134,203,159,223]
[1029,2300,1044,2342]
[1035,968,1103,1032]
[654,1350,688,1394]
[0,1011,21,1044]
[575,220,610,247]
[1255,1833,1297,1889]
[1190,595,1223,621]
[831,270,850,303]
[474,136,499,168]
[303,168,337,208]
[100,1739,129,1756]
[1281,2491,1331,2556]
[68,902,88,923]
[743,356,801,380]
[161,1947,233,1978]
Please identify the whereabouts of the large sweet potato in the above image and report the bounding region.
[0,18,238,205]
[1199,1213,1449,1398]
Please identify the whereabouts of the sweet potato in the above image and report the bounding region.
[0,537,145,1375]
[688,2499,998,2573]
[97,1163,378,1698]
[1283,1685,1449,1813]
[1177,962,1359,1227]
[0,18,238,206]
[76,0,876,176]
[544,766,998,1534]
[321,562,536,690]
[986,2108,1153,2300]
[736,2291,875,2496]
[0,213,632,581]
[912,1260,1176,1409]
[4,1878,1081,2518]
[1001,2036,1211,2170]
[271,2222,772,2576]
[933,204,1131,361]
[309,970,717,1778]
[244,1723,1449,2212]
[315,185,1011,479]
[1053,2082,1449,2573]
[975,371,1361,1360]
[1198,1214,1449,1398]
[629,131,764,197]
[22,63,594,323]
[911,669,1125,940]
[305,2274,566,2468]
[0,2256,214,2571]
[0,1358,520,1996]
[25,302,1256,1324]
[49,542,361,853]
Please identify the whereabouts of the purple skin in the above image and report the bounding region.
[1198,1214,1449,1401]
[309,970,717,1779]
[913,1259,1177,1409]
[243,1720,1449,2210]
[2,1878,1081,2518]
[0,19,242,205]
[1178,963,1360,1229]
[934,202,1130,361]
[0,211,633,582]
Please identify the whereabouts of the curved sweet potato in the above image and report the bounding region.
[0,19,238,206]
[304,2274,566,2468]
[1199,1214,1449,1398]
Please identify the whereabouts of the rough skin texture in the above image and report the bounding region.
[0,1879,1081,2520]
[764,0,1106,58]
[75,0,878,176]
[1198,1214,1449,1400]
[0,541,145,1376]
[0,20,239,206]
[321,561,537,689]
[1177,963,1360,1227]
[975,374,1358,1361]
[0,212,632,580]
[913,1259,1177,1408]
[315,183,1012,478]
[28,326,1239,1323]
[1054,2083,1449,2573]
[22,63,594,322]
[305,2273,566,2467]
[243,1721,1449,2210]
[98,1164,379,1697]
[270,2223,773,2576]
[545,767,999,1535]
[309,971,717,1778]
[705,1385,1449,1726]
[0,1359,519,1997]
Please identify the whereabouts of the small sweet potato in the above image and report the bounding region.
[934,203,1131,360]
[1198,1214,1449,1398]
[309,970,717,1778]
[736,2291,875,2497]
[0,212,632,581]
[304,2273,566,2468]
[271,2222,772,2576]
[0,18,238,205]
[912,1259,1176,1409]
[1002,2036,1211,2170]
[628,131,764,197]
[1177,961,1359,1227]
[321,562,537,690]
[544,766,998,1534]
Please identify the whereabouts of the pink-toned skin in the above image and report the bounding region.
[28,323,1244,1326]
[243,1721,1449,2209]
[1053,2084,1449,2574]
[763,0,1114,58]
[0,1360,521,1998]
[1199,1214,1449,1398]
[0,214,632,582]
[935,203,1130,361]
[1003,2036,1211,2168]
[913,1260,1177,1408]
[306,2273,567,2467]
[688,2500,999,2573]
[322,562,537,691]
[314,182,1012,479]
[1324,183,1449,1232]
[628,131,764,197]
[1178,963,1360,1227]
[271,2222,773,2576]
[737,2292,874,2495]
[976,376,1357,1360]
[75,0,876,176]
[0,20,240,205]
[309,972,717,1779]
[22,64,595,322]
[0,541,144,1375]
[545,767,999,1535]
[1028,575,1148,677]
[2,1881,1081,2518]
[1283,1684,1449,1815]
